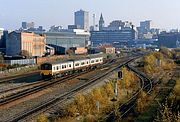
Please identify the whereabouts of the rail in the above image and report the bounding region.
[104,62,153,121]
[4,58,137,122]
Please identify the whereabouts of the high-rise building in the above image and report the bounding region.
[0,29,8,54]
[22,22,35,29]
[137,20,157,39]
[74,9,89,31]
[0,28,4,40]
[158,32,179,48]
[99,13,105,31]
[140,20,153,32]
[0,28,4,51]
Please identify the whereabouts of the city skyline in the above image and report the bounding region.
[1,0,180,30]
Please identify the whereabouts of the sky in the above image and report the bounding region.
[0,0,180,30]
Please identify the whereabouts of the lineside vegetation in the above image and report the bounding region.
[155,79,180,122]
[50,67,139,121]
[143,51,175,74]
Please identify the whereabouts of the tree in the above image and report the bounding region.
[19,50,32,59]
[0,53,4,63]
[66,49,75,55]
[136,91,147,113]
[143,54,157,74]
[160,47,173,59]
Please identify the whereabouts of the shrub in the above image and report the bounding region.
[136,91,148,113]
[36,114,48,122]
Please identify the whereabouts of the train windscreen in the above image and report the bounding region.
[41,64,52,70]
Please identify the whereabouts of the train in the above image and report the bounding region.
[40,56,104,78]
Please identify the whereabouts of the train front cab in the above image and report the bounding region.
[40,63,53,79]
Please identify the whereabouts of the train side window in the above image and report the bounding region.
[81,62,85,65]
[96,59,99,62]
[62,65,66,69]
[75,63,79,66]
[57,66,58,70]
[69,64,71,67]
[87,61,89,64]
[54,67,55,70]
[91,60,94,63]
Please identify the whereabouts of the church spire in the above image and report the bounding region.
[99,13,105,31]
[100,13,104,21]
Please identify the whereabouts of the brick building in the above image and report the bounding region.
[98,44,115,54]
[6,31,46,57]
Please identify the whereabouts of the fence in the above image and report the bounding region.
[0,65,37,76]
[3,59,36,65]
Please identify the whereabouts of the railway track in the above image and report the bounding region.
[0,81,45,99]
[0,56,132,107]
[105,67,145,121]
[127,64,152,94]
[0,71,40,84]
[4,58,136,122]
[0,58,116,96]
[0,68,97,106]
[104,64,153,121]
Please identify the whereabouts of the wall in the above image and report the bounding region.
[33,34,46,57]
[6,32,21,56]
[21,32,34,56]
[36,55,68,64]
[4,59,36,65]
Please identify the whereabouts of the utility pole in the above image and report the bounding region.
[96,100,100,112]
[114,79,118,98]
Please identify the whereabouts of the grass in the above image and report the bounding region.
[0,65,38,77]
[135,79,176,122]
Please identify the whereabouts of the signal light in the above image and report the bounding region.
[118,71,123,79]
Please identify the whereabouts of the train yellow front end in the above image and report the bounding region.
[40,63,53,78]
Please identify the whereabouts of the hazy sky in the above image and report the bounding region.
[0,0,180,30]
